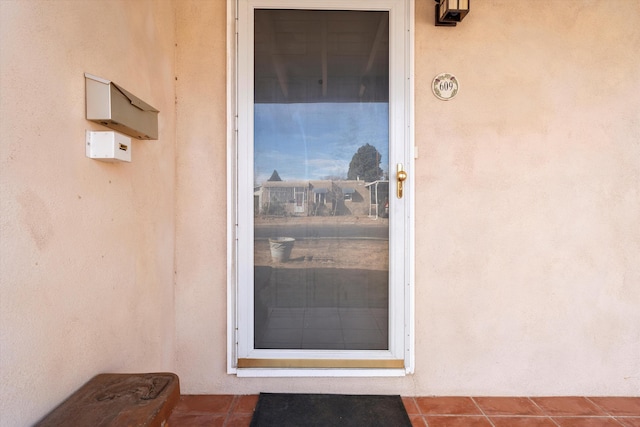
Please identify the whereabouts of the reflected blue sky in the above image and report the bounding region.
[254,102,389,184]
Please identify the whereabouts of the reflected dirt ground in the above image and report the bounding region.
[254,214,389,268]
[254,238,388,270]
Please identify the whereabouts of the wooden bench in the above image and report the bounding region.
[35,373,180,427]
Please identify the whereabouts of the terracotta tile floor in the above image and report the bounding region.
[167,395,640,427]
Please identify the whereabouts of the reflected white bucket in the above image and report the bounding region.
[268,237,295,262]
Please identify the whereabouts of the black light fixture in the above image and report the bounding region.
[435,0,470,26]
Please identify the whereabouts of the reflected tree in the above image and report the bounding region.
[347,144,383,182]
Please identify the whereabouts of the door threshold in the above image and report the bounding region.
[235,367,408,378]
[238,358,404,369]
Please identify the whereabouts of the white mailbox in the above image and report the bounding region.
[85,73,159,140]
[86,131,131,163]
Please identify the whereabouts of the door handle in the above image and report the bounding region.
[397,163,407,198]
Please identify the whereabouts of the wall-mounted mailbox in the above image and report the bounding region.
[85,73,159,140]
[86,130,132,162]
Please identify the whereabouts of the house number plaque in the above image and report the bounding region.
[432,73,459,100]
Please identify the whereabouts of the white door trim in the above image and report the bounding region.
[227,0,415,377]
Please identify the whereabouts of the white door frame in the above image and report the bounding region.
[227,0,415,377]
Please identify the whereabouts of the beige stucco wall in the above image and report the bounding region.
[1,1,639,425]
[174,0,639,397]
[414,0,639,395]
[0,1,177,425]
[174,0,228,395]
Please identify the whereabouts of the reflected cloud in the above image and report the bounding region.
[255,103,389,182]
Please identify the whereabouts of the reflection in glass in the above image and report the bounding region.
[253,9,390,350]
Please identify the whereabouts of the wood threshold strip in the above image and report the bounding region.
[237,358,404,369]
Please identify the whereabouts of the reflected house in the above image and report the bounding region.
[308,179,374,216]
[259,179,378,217]
[365,180,389,219]
[332,180,370,216]
[309,180,332,216]
[259,180,309,216]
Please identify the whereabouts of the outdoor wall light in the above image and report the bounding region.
[435,0,470,26]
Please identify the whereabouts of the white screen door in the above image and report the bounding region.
[231,0,413,374]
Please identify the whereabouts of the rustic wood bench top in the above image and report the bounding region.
[35,373,180,427]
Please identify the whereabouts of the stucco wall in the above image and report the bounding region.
[0,1,177,425]
[1,2,638,425]
[174,0,228,395]
[414,0,640,395]
[174,0,639,396]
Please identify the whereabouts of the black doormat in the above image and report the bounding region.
[249,393,412,427]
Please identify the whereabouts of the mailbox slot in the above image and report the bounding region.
[85,73,159,140]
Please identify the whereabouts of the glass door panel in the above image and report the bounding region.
[253,9,390,352]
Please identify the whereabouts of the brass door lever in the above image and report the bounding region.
[397,163,407,198]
